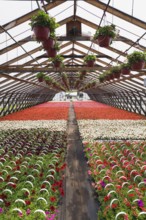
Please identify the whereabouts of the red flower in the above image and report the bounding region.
[0,102,69,120]
[24,191,29,196]
[0,194,7,199]
[59,187,64,196]
[5,201,11,207]
[51,186,56,192]
[50,196,56,202]
[129,193,135,197]
[25,200,31,205]
[50,206,55,212]
[73,101,146,120]
[41,184,46,189]
[39,173,43,178]
[112,204,118,209]
[104,195,110,202]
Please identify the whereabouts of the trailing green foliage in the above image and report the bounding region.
[94,24,116,39]
[29,10,59,33]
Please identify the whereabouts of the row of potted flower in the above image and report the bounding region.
[0,119,67,131]
[84,141,146,219]
[77,119,146,141]
[73,101,146,120]
[0,102,70,121]
[0,129,67,219]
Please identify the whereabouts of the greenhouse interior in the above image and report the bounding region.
[0,0,146,219]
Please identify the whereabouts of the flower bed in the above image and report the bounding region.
[0,129,67,219]
[73,101,146,120]
[0,120,67,131]
[78,120,146,141]
[0,102,70,120]
[84,141,146,220]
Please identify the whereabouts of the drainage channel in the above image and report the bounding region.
[59,101,98,220]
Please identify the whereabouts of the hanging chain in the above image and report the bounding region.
[132,0,134,17]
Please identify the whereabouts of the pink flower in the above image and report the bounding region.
[18,212,23,217]
[26,209,31,215]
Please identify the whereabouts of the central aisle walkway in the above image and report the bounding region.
[59,102,98,220]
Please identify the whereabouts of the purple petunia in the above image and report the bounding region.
[138,199,144,208]
[100,180,106,188]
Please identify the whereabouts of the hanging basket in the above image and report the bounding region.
[86,60,95,67]
[121,67,130,75]
[38,77,43,82]
[46,48,57,57]
[105,75,110,81]
[131,60,145,71]
[81,70,87,75]
[109,73,114,80]
[114,72,121,79]
[33,26,50,41]
[96,35,112,47]
[42,38,55,50]
[53,61,61,68]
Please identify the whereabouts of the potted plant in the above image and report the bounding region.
[110,65,121,79]
[94,24,117,47]
[99,73,105,83]
[36,72,45,82]
[44,76,53,85]
[46,41,60,57]
[105,70,113,81]
[61,73,70,90]
[29,10,59,41]
[84,54,96,67]
[42,32,56,50]
[50,54,64,68]
[120,62,131,75]
[127,51,146,71]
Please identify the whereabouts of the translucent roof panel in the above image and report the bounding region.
[0,0,146,95]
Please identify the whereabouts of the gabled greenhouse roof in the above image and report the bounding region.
[0,0,146,96]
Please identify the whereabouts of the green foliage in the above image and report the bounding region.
[36,72,45,79]
[120,62,131,69]
[50,54,64,62]
[44,76,53,83]
[110,65,121,74]
[50,32,56,39]
[84,54,96,62]
[99,74,105,83]
[53,41,60,51]
[29,10,59,32]
[61,73,67,79]
[94,24,116,39]
[127,51,146,64]
[99,71,110,83]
